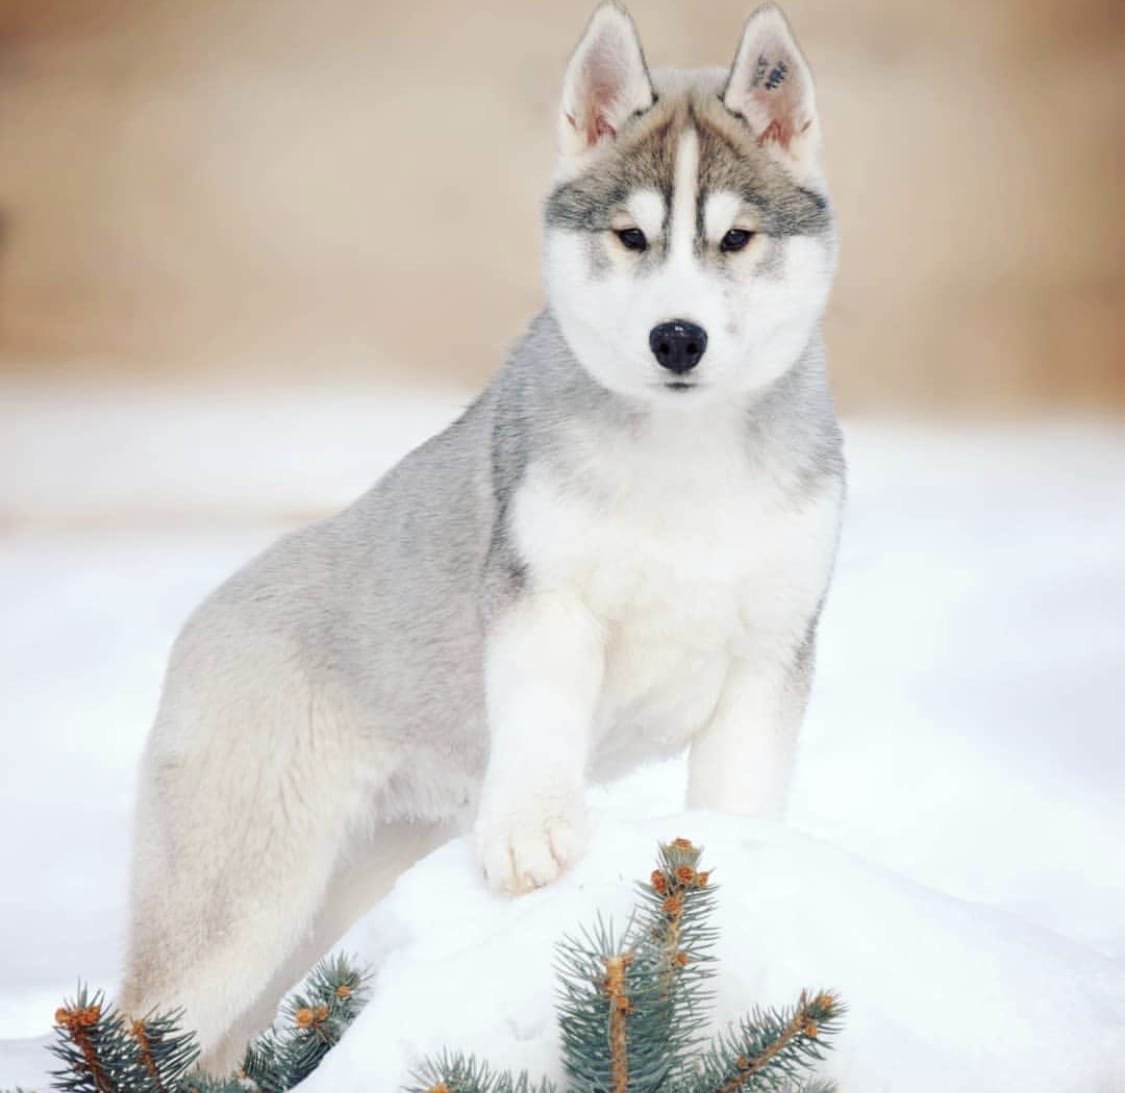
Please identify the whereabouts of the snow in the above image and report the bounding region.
[1,382,1123,1090]
[307,814,1125,1093]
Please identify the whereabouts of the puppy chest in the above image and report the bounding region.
[590,521,759,736]
[509,462,837,755]
[595,601,735,762]
[512,467,811,629]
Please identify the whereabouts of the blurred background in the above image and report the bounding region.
[2,5,1125,1084]
[1,0,1122,412]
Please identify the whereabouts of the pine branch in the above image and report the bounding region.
[633,837,719,1083]
[38,954,368,1093]
[690,989,844,1093]
[51,989,118,1092]
[557,839,718,1093]
[180,1077,247,1093]
[242,952,369,1092]
[49,985,198,1093]
[556,917,677,1092]
[127,1010,200,1092]
[603,953,632,1093]
[406,1053,556,1093]
[412,838,841,1093]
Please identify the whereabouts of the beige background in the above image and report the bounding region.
[1,0,1122,414]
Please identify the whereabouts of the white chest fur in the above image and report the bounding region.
[508,406,841,772]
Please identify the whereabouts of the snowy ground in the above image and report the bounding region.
[310,813,1125,1093]
[1,381,1124,1089]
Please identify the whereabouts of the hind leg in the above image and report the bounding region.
[118,641,379,1071]
[305,816,458,960]
[121,763,355,1072]
[205,817,456,1070]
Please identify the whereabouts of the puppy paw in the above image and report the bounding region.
[475,798,587,895]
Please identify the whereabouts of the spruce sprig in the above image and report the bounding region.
[556,839,718,1092]
[49,985,199,1093]
[29,953,368,1093]
[29,841,842,1093]
[179,1077,247,1093]
[634,837,720,1084]
[415,838,842,1093]
[127,1008,203,1093]
[408,1053,558,1093]
[691,990,844,1093]
[241,952,369,1092]
[555,918,675,1092]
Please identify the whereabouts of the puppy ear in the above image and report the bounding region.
[722,4,820,169]
[559,2,655,159]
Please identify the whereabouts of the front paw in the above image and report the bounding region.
[475,795,587,895]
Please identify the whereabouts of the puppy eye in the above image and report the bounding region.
[615,228,648,252]
[720,229,754,253]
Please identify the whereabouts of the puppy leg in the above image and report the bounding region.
[206,818,456,1070]
[119,689,369,1071]
[475,592,604,894]
[687,636,816,819]
[305,818,458,957]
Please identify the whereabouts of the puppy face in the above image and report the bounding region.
[544,4,835,404]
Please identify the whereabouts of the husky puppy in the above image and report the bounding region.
[121,1,844,1069]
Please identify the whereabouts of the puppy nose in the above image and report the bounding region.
[649,320,708,374]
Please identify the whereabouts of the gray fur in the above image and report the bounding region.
[145,309,839,818]
[121,5,845,1070]
[546,77,832,243]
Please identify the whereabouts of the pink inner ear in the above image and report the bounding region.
[755,107,810,150]
[587,75,620,142]
[578,59,625,145]
[567,103,615,145]
[752,54,806,148]
[757,117,789,149]
[593,114,616,142]
[735,35,811,151]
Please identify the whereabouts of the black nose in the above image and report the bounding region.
[649,320,708,374]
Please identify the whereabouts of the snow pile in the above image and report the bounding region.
[306,812,1125,1092]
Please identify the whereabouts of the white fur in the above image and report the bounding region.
[125,624,457,1068]
[703,190,751,241]
[623,188,665,240]
[122,3,843,1062]
[545,38,834,408]
[487,11,842,896]
[475,595,603,893]
[544,218,835,404]
[475,403,842,891]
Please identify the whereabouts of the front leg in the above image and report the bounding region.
[475,591,604,894]
[687,631,816,819]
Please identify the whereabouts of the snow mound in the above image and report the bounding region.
[304,812,1125,1092]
